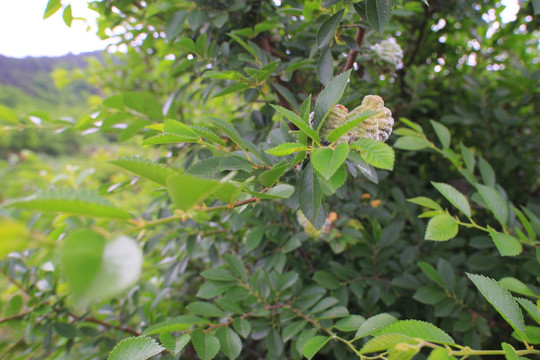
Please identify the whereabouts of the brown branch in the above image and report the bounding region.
[0,309,33,324]
[201,196,259,213]
[341,27,366,74]
[405,6,431,67]
[67,311,141,336]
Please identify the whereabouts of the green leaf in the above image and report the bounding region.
[354,313,398,339]
[258,161,288,187]
[283,320,308,342]
[143,316,204,335]
[437,259,455,291]
[245,226,265,252]
[312,143,349,179]
[166,173,223,211]
[378,320,455,344]
[5,189,131,220]
[316,10,344,49]
[206,117,262,160]
[460,144,475,172]
[313,271,340,290]
[487,227,522,257]
[478,156,496,187]
[311,297,339,313]
[318,305,349,319]
[327,110,379,143]
[501,342,519,360]
[351,138,395,170]
[265,143,309,156]
[413,285,447,305]
[302,335,331,360]
[201,268,236,282]
[108,336,164,360]
[467,273,526,338]
[186,301,226,318]
[347,151,378,183]
[160,333,190,357]
[62,4,73,26]
[312,70,351,131]
[431,182,472,218]
[427,348,454,360]
[189,125,227,146]
[418,261,445,287]
[141,134,197,146]
[44,0,62,19]
[252,184,295,199]
[430,120,451,148]
[163,119,199,139]
[0,105,18,124]
[298,162,322,225]
[499,278,537,298]
[54,322,77,338]
[407,197,442,210]
[192,329,220,360]
[317,47,333,86]
[516,298,540,325]
[227,32,257,59]
[360,333,415,354]
[165,11,187,40]
[270,105,320,143]
[0,218,30,258]
[425,214,458,241]
[334,315,366,332]
[233,318,251,339]
[110,157,175,186]
[394,136,431,150]
[216,327,242,360]
[365,0,391,34]
[399,118,424,133]
[476,184,508,227]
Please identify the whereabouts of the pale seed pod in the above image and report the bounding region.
[347,95,393,142]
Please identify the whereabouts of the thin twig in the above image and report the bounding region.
[341,27,366,74]
[67,311,141,336]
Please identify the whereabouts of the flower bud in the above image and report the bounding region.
[348,95,393,142]
[319,104,348,143]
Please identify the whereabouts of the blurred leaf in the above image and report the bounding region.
[0,218,30,258]
[44,0,62,19]
[216,327,242,360]
[361,333,415,354]
[192,329,220,360]
[313,70,351,131]
[394,136,430,150]
[0,105,18,124]
[365,0,391,34]
[143,316,203,335]
[430,120,451,148]
[407,197,442,210]
[317,47,333,86]
[186,301,226,317]
[110,156,175,186]
[62,5,73,26]
[299,162,322,224]
[317,10,344,49]
[265,143,308,156]
[160,333,190,357]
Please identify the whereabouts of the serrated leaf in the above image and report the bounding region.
[487,227,522,257]
[460,144,475,172]
[216,327,242,360]
[354,313,398,339]
[351,138,395,170]
[189,125,227,146]
[5,189,131,220]
[418,261,445,287]
[360,333,415,354]
[312,70,351,131]
[302,335,331,360]
[108,336,164,360]
[394,136,430,150]
[141,134,198,145]
[425,214,458,241]
[245,226,265,252]
[283,320,308,342]
[258,161,288,187]
[163,119,199,139]
[186,301,226,318]
[407,197,442,210]
[312,143,349,179]
[365,0,391,34]
[516,298,540,325]
[476,184,508,227]
[298,162,322,224]
[379,320,455,344]
[499,278,536,298]
[271,105,320,143]
[233,318,251,339]
[334,315,366,332]
[192,329,220,360]
[317,10,344,49]
[143,316,204,335]
[319,164,347,195]
[251,184,295,199]
[501,342,519,360]
[166,173,223,211]
[206,116,262,161]
[431,182,471,218]
[327,110,379,143]
[478,156,496,187]
[201,268,236,282]
[160,333,190,357]
[430,120,451,148]
[266,143,309,156]
[467,273,526,338]
[110,157,175,186]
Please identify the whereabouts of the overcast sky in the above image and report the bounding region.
[0,0,521,59]
[0,0,109,58]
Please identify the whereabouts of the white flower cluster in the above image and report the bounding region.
[371,37,404,69]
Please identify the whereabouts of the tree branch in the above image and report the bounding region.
[341,27,366,74]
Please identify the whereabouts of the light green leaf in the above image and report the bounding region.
[360,333,415,354]
[192,329,220,360]
[201,268,236,282]
[428,348,454,360]
[216,327,242,360]
[399,118,424,133]
[0,218,30,258]
[62,4,72,26]
[394,136,431,150]
[166,173,223,211]
[312,143,350,179]
[227,32,257,58]
[318,305,349,319]
[233,318,251,339]
[501,342,519,360]
[258,161,288,187]
[334,315,366,332]
[141,134,198,145]
[143,316,204,335]
[418,261,445,287]
[186,301,226,318]
[317,47,333,86]
[354,313,398,339]
[516,298,540,325]
[467,273,526,338]
[478,156,496,187]
[327,110,379,143]
[313,271,340,290]
[108,336,164,360]
[0,105,18,124]
[365,0,391,34]
[318,164,347,195]
[206,116,262,160]
[44,0,62,19]
[245,226,265,252]
[499,278,537,298]
[460,144,475,172]
[378,320,455,344]
[283,320,308,342]
[431,182,472,218]
[487,227,522,257]
[317,10,344,49]
[351,138,395,170]
[407,197,442,210]
[251,184,295,199]
[163,119,199,139]
[265,143,309,156]
[160,333,190,357]
[302,335,331,360]
[189,125,226,146]
[5,189,131,220]
[476,184,508,227]
[298,162,322,225]
[425,214,458,241]
[312,70,351,131]
[271,105,320,143]
[430,120,451,148]
[110,156,175,186]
